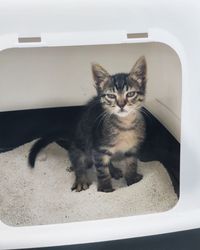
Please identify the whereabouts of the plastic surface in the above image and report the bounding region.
[0,0,199,249]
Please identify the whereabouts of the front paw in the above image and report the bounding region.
[98,179,115,192]
[110,166,123,180]
[71,177,91,192]
[98,186,115,193]
[125,173,143,186]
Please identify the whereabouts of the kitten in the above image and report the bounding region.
[29,56,147,192]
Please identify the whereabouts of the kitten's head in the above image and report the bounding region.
[92,56,147,117]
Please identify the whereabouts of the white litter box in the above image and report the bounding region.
[0,0,199,249]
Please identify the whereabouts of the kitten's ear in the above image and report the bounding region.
[129,56,147,85]
[92,63,110,89]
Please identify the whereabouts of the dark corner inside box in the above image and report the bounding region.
[0,105,180,195]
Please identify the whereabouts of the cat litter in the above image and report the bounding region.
[0,141,178,226]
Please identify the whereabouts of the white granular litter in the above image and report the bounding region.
[0,141,178,226]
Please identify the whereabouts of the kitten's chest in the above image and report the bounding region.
[110,129,139,154]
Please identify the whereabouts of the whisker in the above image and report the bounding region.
[140,108,153,123]
[94,110,107,123]
[96,112,109,129]
[94,109,110,129]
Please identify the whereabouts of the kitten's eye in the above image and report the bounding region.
[107,94,116,99]
[126,91,136,98]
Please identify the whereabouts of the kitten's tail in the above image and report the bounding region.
[28,137,57,168]
[29,131,71,168]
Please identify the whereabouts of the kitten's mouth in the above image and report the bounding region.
[116,109,129,117]
[118,109,127,113]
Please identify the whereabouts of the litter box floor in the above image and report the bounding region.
[0,141,178,226]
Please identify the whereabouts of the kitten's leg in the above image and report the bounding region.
[109,162,123,180]
[123,154,143,186]
[71,168,91,192]
[94,151,114,192]
[69,148,91,192]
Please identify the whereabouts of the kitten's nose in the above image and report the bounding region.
[117,101,126,109]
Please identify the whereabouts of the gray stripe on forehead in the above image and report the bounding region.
[112,73,129,91]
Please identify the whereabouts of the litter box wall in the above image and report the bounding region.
[0,42,181,140]
[0,0,199,249]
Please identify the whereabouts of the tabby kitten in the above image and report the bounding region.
[29,56,147,192]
